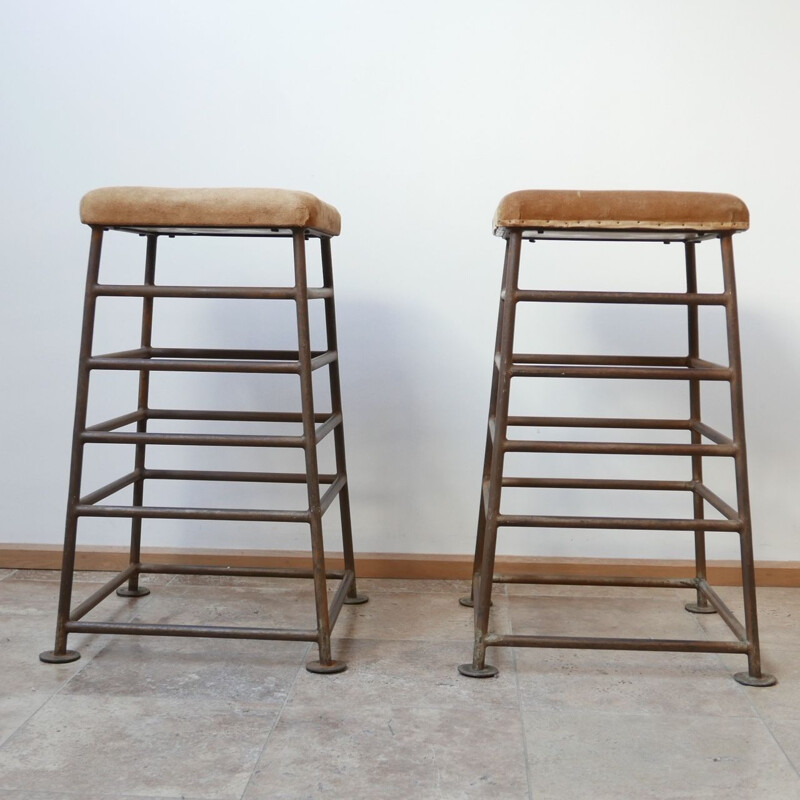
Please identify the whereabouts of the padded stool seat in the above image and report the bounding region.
[80,186,342,235]
[494,190,749,237]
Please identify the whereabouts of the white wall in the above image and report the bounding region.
[2,0,799,561]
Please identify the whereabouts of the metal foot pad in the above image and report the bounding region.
[684,602,717,614]
[39,650,81,664]
[343,594,369,605]
[306,660,347,674]
[734,671,777,687]
[116,586,151,598]
[459,597,492,608]
[458,663,499,679]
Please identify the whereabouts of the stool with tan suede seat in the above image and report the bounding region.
[459,190,775,686]
[40,186,367,674]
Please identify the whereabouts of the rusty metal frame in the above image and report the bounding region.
[41,225,366,674]
[459,227,776,686]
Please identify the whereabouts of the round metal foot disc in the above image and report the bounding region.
[458,663,499,679]
[116,586,151,598]
[39,650,81,664]
[343,594,369,605]
[305,660,347,674]
[459,597,492,608]
[684,602,717,614]
[734,671,777,687]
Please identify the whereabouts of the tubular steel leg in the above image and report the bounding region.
[320,237,367,606]
[294,232,345,674]
[719,235,776,686]
[683,242,715,615]
[459,231,522,678]
[118,234,158,599]
[460,244,511,609]
[40,227,105,664]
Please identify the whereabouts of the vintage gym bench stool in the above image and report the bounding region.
[459,190,775,686]
[40,187,367,674]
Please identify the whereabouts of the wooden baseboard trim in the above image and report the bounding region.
[1,544,799,587]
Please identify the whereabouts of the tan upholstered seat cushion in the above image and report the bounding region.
[80,187,341,236]
[494,190,748,233]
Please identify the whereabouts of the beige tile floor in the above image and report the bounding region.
[0,568,799,799]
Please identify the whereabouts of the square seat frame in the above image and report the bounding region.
[459,224,776,687]
[41,223,367,675]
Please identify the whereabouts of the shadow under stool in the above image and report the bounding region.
[459,189,775,687]
[40,186,367,674]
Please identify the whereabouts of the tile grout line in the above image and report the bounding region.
[748,707,800,781]
[686,587,800,777]
[0,579,161,754]
[725,651,800,781]
[506,587,536,800]
[512,646,536,800]
[237,641,311,800]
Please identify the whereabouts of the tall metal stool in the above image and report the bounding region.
[40,187,367,674]
[459,190,775,686]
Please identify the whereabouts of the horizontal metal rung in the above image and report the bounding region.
[694,483,739,521]
[329,571,355,629]
[514,290,727,306]
[507,415,690,430]
[85,410,145,432]
[319,475,347,515]
[496,514,740,531]
[513,353,689,367]
[94,284,307,300]
[691,421,733,446]
[94,285,332,301]
[689,357,729,370]
[311,350,338,370]
[88,357,300,374]
[90,347,148,360]
[697,580,746,641]
[139,563,345,580]
[484,633,748,654]
[503,440,736,456]
[510,364,732,381]
[150,348,325,361]
[69,566,139,621]
[502,477,693,491]
[493,574,697,589]
[79,471,140,505]
[315,413,342,444]
[82,431,304,448]
[66,620,318,643]
[143,469,336,484]
[147,409,328,424]
[75,504,310,522]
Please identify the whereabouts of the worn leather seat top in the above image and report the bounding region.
[494,190,748,233]
[80,187,341,236]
